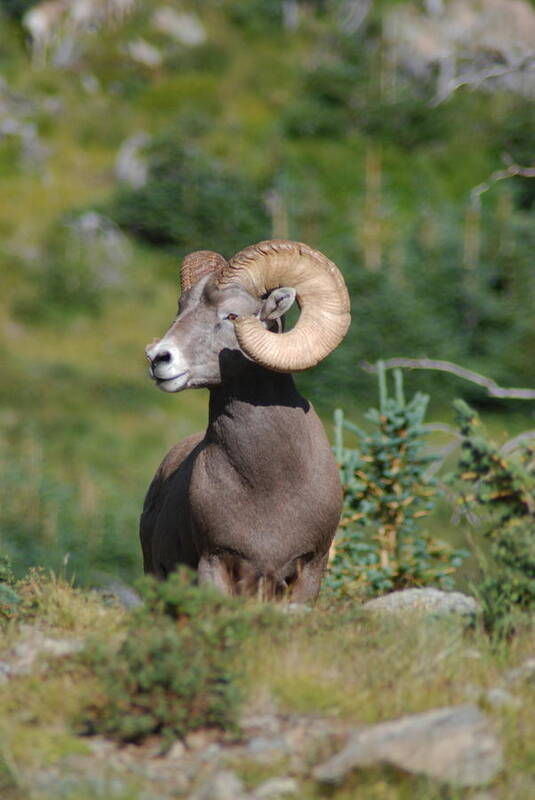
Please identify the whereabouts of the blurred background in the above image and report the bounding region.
[0,0,533,586]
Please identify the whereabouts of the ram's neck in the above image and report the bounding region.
[206,365,312,483]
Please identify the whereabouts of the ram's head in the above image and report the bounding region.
[145,239,350,392]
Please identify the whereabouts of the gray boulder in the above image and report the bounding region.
[115,132,149,189]
[313,704,502,788]
[191,770,247,800]
[363,588,480,618]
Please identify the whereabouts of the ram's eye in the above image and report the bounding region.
[225,313,239,321]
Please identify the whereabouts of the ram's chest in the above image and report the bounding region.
[188,443,337,563]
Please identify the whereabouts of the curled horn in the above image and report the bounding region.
[217,240,350,373]
[180,250,228,292]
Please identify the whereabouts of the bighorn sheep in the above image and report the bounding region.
[141,240,350,600]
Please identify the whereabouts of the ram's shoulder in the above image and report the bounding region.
[157,432,205,481]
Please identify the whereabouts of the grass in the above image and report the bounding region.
[0,0,533,587]
[0,4,533,798]
[1,575,534,799]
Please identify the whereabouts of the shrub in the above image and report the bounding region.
[110,134,269,257]
[1,0,38,21]
[79,570,282,743]
[453,400,535,635]
[224,0,284,33]
[0,554,19,621]
[327,365,466,598]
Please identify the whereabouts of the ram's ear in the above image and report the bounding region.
[260,287,296,322]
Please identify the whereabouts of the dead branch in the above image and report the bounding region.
[470,152,535,211]
[500,431,535,455]
[359,358,535,399]
[432,54,535,107]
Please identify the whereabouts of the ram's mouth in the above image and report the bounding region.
[154,370,189,392]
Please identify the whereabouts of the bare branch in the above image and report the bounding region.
[423,440,462,480]
[432,54,535,107]
[359,358,535,400]
[470,152,535,211]
[500,431,535,455]
[421,422,463,440]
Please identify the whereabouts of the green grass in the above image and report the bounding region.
[0,0,533,584]
[0,575,534,799]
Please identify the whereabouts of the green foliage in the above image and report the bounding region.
[0,553,16,587]
[110,134,270,257]
[79,570,283,743]
[453,400,535,635]
[0,0,38,21]
[0,429,140,585]
[224,0,284,32]
[0,553,20,621]
[0,0,534,588]
[327,366,466,598]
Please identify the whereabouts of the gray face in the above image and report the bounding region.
[145,274,296,392]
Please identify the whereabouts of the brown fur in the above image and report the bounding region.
[140,365,341,601]
[141,264,345,601]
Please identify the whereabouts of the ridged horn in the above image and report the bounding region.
[180,250,227,292]
[217,240,350,373]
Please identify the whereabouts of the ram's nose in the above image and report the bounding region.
[145,338,161,361]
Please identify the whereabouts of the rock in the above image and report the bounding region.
[469,792,496,800]
[0,117,48,170]
[85,737,117,757]
[246,736,290,762]
[32,768,128,799]
[253,776,299,798]
[68,211,130,279]
[185,729,222,751]
[0,630,83,682]
[363,588,480,618]
[101,580,143,610]
[313,704,502,788]
[152,7,206,46]
[166,740,186,760]
[384,0,535,101]
[464,684,521,710]
[485,687,521,710]
[192,769,246,800]
[280,603,311,615]
[81,73,100,94]
[127,39,162,68]
[115,132,149,189]
[504,657,535,685]
[240,713,282,737]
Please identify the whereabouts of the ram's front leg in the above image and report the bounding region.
[198,551,265,596]
[288,551,330,603]
[198,553,236,595]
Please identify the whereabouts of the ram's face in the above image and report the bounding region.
[145,275,294,392]
[145,240,350,388]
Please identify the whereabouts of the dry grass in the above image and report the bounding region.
[0,577,534,799]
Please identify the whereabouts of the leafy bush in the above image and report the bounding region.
[454,400,535,635]
[327,365,466,598]
[0,554,19,621]
[110,133,269,257]
[79,570,282,743]
[1,0,38,20]
[224,0,284,33]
